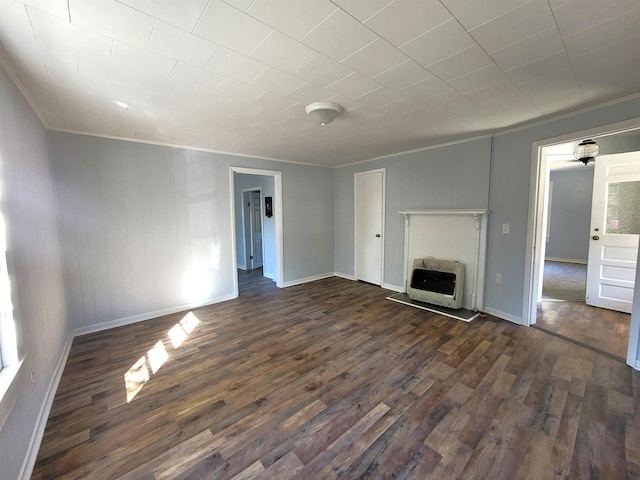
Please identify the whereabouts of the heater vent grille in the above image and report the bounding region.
[408,258,465,309]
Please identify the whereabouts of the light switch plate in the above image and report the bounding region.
[502,224,509,234]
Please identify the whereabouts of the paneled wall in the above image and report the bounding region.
[48,132,335,332]
[0,67,68,480]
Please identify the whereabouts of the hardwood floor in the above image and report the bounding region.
[32,276,640,479]
[536,301,631,361]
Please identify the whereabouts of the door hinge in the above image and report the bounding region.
[250,255,253,259]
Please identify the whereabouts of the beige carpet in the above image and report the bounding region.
[542,260,587,301]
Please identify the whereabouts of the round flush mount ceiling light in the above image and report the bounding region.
[573,139,600,165]
[305,101,343,125]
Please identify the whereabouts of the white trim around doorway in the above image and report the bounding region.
[229,167,284,295]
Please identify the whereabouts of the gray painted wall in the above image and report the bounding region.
[334,137,492,288]
[49,132,335,330]
[546,167,594,262]
[233,173,275,278]
[486,97,640,321]
[0,67,68,480]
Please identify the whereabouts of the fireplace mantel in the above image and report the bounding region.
[399,209,489,312]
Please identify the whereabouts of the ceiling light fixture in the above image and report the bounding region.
[305,102,343,126]
[574,139,600,165]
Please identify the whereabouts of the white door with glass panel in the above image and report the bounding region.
[586,153,640,313]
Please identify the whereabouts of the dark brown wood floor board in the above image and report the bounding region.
[31,276,640,479]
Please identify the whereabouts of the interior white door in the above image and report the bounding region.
[586,153,640,313]
[355,170,384,285]
[250,191,263,269]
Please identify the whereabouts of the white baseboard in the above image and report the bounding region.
[73,292,237,336]
[483,307,523,325]
[545,257,587,264]
[382,283,403,293]
[19,334,73,480]
[237,264,247,271]
[281,273,336,288]
[335,272,356,281]
[264,271,274,280]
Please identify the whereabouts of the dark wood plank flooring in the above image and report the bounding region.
[536,301,631,361]
[32,276,640,479]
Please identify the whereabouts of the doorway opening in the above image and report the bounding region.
[229,167,283,296]
[524,119,640,367]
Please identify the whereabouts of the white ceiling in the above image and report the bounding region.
[1,0,640,167]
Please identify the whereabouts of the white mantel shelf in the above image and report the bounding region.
[399,209,489,216]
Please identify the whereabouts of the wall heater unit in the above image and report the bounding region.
[408,258,465,309]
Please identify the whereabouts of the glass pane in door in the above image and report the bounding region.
[606,180,640,234]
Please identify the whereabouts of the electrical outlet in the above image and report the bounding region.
[495,273,502,284]
[502,223,510,234]
[30,368,36,387]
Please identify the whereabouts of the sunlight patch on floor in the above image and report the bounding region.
[124,311,201,403]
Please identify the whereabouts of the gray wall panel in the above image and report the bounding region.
[0,66,68,480]
[546,168,594,262]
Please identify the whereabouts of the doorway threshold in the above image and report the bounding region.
[387,292,480,322]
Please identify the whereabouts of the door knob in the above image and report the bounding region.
[375,234,381,238]
[592,235,600,240]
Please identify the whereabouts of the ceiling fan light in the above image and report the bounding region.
[574,139,600,165]
[305,102,343,125]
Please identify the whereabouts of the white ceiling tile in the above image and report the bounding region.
[247,0,337,40]
[111,42,176,83]
[26,5,113,61]
[46,66,108,96]
[552,0,640,37]
[571,35,640,103]
[373,60,432,91]
[449,65,509,95]
[398,76,451,101]
[205,48,267,83]
[341,38,409,78]
[222,0,254,12]
[77,51,139,87]
[465,81,542,123]
[21,0,69,21]
[68,0,155,49]
[354,86,404,109]
[401,19,475,67]
[516,70,585,114]
[194,0,273,55]
[117,0,209,32]
[330,0,394,22]
[148,21,219,67]
[183,70,226,98]
[287,82,337,103]
[249,31,318,74]
[427,45,494,82]
[250,67,306,96]
[469,0,556,52]
[0,2,43,60]
[364,0,452,47]
[215,78,267,104]
[489,27,565,71]
[562,8,640,58]
[504,52,574,85]
[251,91,299,112]
[327,72,382,99]
[293,55,353,87]
[440,0,529,30]
[301,9,378,61]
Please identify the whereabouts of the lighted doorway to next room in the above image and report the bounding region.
[233,172,277,294]
[536,139,636,361]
